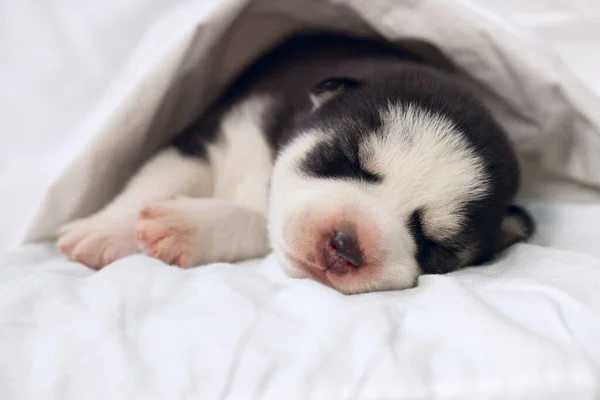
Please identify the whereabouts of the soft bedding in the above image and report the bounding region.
[1,204,600,399]
[2,0,600,399]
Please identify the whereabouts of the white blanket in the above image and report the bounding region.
[2,203,600,399]
[20,0,600,242]
[2,0,600,398]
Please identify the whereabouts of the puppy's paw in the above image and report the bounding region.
[57,215,138,269]
[137,197,269,267]
[136,200,198,268]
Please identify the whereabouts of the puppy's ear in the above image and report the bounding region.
[494,205,535,253]
[309,77,362,109]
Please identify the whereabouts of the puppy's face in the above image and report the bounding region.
[268,73,534,294]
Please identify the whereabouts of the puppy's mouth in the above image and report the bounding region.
[283,251,331,285]
[282,226,371,290]
[277,211,384,293]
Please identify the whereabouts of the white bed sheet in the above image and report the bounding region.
[1,202,600,399]
[2,0,600,399]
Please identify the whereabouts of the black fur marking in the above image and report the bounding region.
[298,95,384,183]
[169,32,423,157]
[300,138,382,183]
[171,106,222,159]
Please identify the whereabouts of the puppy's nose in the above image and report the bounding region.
[330,229,363,268]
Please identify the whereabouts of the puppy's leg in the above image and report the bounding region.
[137,96,274,267]
[136,146,273,267]
[137,197,269,267]
[57,148,213,269]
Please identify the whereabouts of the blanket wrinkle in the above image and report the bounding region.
[350,317,399,399]
[217,322,257,399]
[2,240,600,398]
[471,286,586,352]
[547,297,600,373]
[19,0,600,245]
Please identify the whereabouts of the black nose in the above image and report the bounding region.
[330,229,363,267]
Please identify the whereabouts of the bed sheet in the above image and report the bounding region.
[1,201,600,399]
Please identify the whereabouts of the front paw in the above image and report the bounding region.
[136,201,197,268]
[57,215,138,269]
[136,197,269,267]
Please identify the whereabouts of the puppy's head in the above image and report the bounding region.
[268,67,534,294]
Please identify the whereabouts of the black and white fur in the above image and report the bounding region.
[57,33,534,294]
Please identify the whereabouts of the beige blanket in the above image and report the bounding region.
[24,0,600,243]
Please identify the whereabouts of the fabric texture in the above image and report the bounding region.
[20,0,600,244]
[2,209,600,399]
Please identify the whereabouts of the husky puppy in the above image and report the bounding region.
[57,33,534,294]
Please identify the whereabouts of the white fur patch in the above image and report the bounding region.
[207,96,273,214]
[367,104,489,238]
[112,147,214,209]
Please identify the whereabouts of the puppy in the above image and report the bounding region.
[57,33,534,294]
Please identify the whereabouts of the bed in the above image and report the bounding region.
[1,0,600,399]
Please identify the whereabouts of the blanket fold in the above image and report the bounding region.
[23,0,600,244]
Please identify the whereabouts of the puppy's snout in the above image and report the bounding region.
[326,227,363,274]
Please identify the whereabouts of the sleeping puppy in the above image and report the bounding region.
[57,33,534,294]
